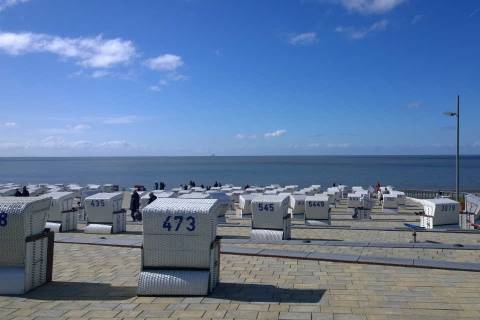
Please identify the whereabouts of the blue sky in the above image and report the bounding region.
[0,0,479,156]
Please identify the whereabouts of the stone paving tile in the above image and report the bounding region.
[2,203,480,320]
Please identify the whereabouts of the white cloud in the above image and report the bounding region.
[469,8,480,18]
[408,100,422,108]
[0,141,23,149]
[145,54,183,71]
[306,142,351,148]
[235,133,257,140]
[91,70,110,78]
[411,14,423,25]
[3,121,16,127]
[335,19,388,40]
[264,129,287,138]
[41,124,90,134]
[0,32,136,68]
[0,136,132,151]
[288,32,318,46]
[98,140,132,148]
[148,72,188,91]
[338,0,405,15]
[327,143,351,148]
[0,0,29,12]
[102,115,138,124]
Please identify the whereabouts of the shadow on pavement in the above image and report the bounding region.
[23,281,137,300]
[210,282,326,303]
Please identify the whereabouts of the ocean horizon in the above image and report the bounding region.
[1,155,479,191]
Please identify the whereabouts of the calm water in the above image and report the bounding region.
[0,156,479,191]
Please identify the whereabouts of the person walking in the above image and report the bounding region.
[378,189,383,205]
[21,186,29,197]
[154,182,159,190]
[14,189,21,197]
[130,190,140,221]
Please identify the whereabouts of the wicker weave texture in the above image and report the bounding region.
[142,198,218,238]
[0,240,25,265]
[85,192,123,224]
[250,229,284,241]
[305,219,330,226]
[42,192,75,221]
[137,270,209,296]
[239,194,258,212]
[289,194,306,214]
[382,195,398,209]
[45,222,61,233]
[112,211,126,233]
[209,242,220,292]
[84,224,112,234]
[62,210,77,231]
[0,197,51,241]
[0,236,49,294]
[251,195,289,230]
[0,266,25,294]
[305,195,330,221]
[143,234,212,268]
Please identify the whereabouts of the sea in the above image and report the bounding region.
[0,156,479,191]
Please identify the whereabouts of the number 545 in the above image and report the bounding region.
[258,203,274,212]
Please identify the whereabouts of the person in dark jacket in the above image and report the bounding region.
[159,182,165,190]
[154,182,159,190]
[21,186,29,197]
[148,192,157,204]
[130,190,140,221]
[14,189,22,197]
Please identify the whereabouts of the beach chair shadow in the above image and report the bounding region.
[210,282,325,303]
[22,281,137,300]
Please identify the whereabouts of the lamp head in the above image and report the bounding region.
[443,111,456,117]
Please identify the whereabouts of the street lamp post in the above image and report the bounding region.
[443,95,460,201]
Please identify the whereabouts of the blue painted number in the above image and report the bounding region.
[186,216,195,231]
[0,212,7,227]
[163,215,172,231]
[258,203,274,212]
[90,200,105,207]
[162,215,195,232]
[174,215,183,231]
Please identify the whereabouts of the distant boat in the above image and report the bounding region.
[210,153,216,157]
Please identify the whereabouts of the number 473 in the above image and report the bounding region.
[162,215,196,232]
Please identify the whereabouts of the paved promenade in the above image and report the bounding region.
[2,199,480,319]
[2,243,480,320]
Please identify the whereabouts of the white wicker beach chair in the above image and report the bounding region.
[250,194,290,240]
[305,194,331,226]
[41,191,77,232]
[0,187,18,197]
[238,193,258,217]
[206,191,231,218]
[0,197,54,294]
[289,194,306,215]
[84,192,126,234]
[138,198,220,296]
[390,191,406,206]
[351,195,372,220]
[460,194,480,229]
[420,198,459,229]
[382,194,399,213]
